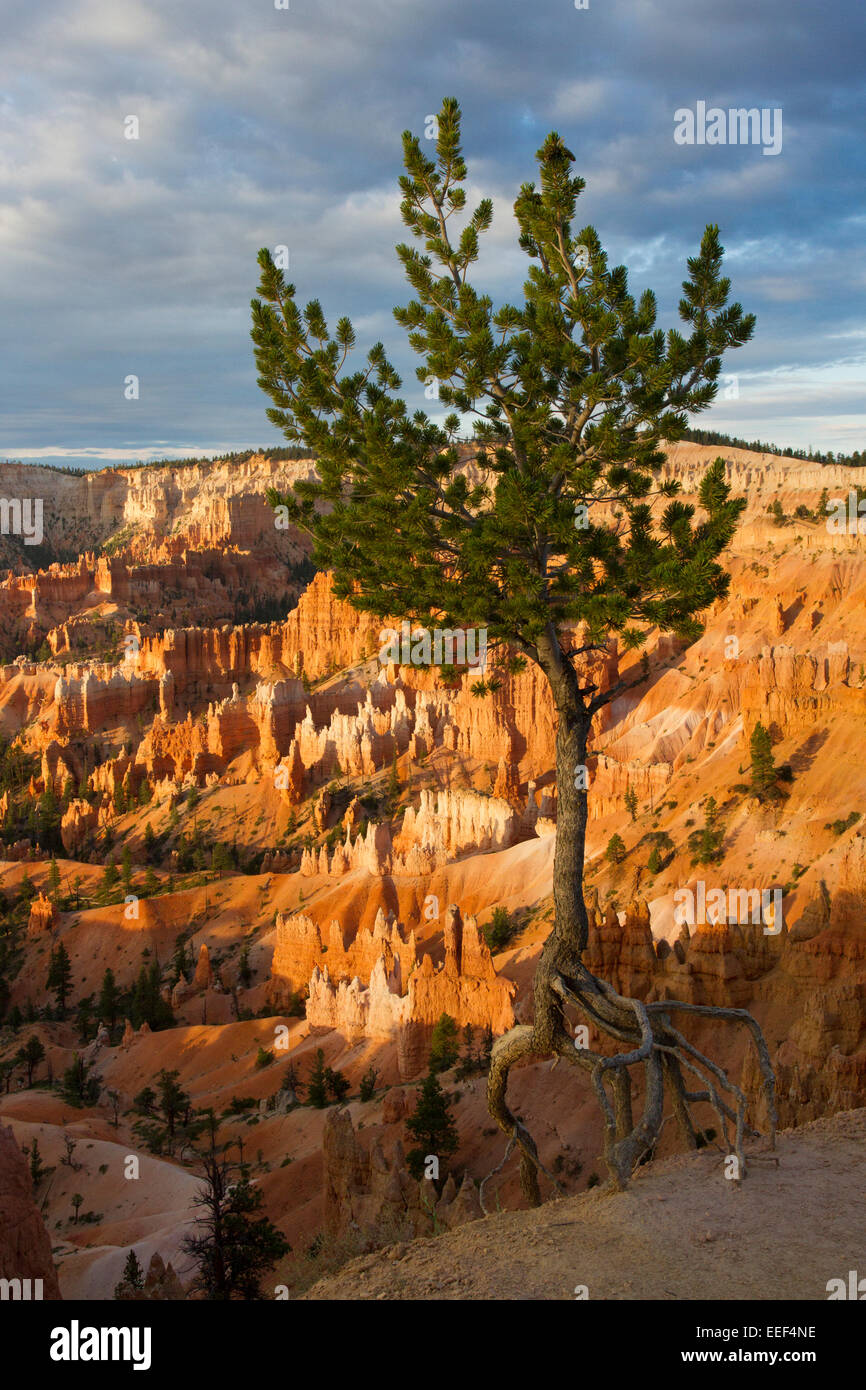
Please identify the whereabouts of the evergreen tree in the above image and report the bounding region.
[605,833,626,866]
[114,1249,144,1297]
[251,97,766,1193]
[133,1084,157,1117]
[281,1061,304,1105]
[29,1137,47,1188]
[156,1068,189,1142]
[647,845,662,874]
[307,1048,329,1108]
[121,846,134,894]
[48,856,61,900]
[46,942,73,1018]
[482,906,514,953]
[99,968,121,1030]
[58,1053,101,1108]
[325,1066,350,1103]
[429,1012,459,1073]
[102,860,120,900]
[181,1119,290,1299]
[144,822,156,860]
[624,785,638,821]
[238,941,252,989]
[694,795,724,864]
[405,1070,459,1182]
[16,1034,45,1087]
[387,747,400,806]
[171,936,191,986]
[359,1065,378,1102]
[749,721,778,802]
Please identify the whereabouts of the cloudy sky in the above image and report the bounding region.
[1,0,863,470]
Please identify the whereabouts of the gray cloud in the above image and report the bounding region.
[0,0,863,468]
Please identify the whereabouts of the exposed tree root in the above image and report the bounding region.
[486,956,777,1201]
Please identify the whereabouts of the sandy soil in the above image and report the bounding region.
[303,1109,866,1301]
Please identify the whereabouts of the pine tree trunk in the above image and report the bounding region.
[532,637,592,1051]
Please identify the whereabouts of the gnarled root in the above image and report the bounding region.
[485,959,777,1204]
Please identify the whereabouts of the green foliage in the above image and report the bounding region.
[605,833,626,865]
[749,721,779,802]
[307,1048,330,1108]
[359,1065,378,1102]
[429,1011,460,1074]
[58,1053,101,1108]
[181,1124,290,1299]
[255,1046,274,1070]
[624,785,638,821]
[690,796,724,865]
[16,1034,45,1087]
[405,1070,459,1182]
[46,942,73,1018]
[98,968,121,1030]
[238,942,253,989]
[252,97,753,687]
[29,1137,48,1188]
[114,1248,145,1297]
[325,1065,350,1103]
[482,906,516,953]
[155,1068,189,1139]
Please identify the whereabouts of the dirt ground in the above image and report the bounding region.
[304,1109,866,1301]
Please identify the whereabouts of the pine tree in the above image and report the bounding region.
[251,97,766,1193]
[624,786,638,822]
[16,1034,45,1087]
[387,747,400,806]
[29,1137,47,1188]
[281,1061,305,1105]
[181,1119,290,1299]
[695,795,724,864]
[429,1012,459,1073]
[648,845,662,874]
[121,846,133,894]
[405,1071,459,1182]
[359,1065,378,1102]
[307,1048,329,1108]
[99,968,121,1030]
[102,860,120,901]
[749,721,778,802]
[48,856,61,900]
[605,833,626,866]
[238,941,252,989]
[114,1248,145,1297]
[58,1053,101,1108]
[156,1068,189,1142]
[46,943,73,1018]
[325,1066,350,1103]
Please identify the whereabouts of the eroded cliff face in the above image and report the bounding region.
[0,1126,62,1299]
